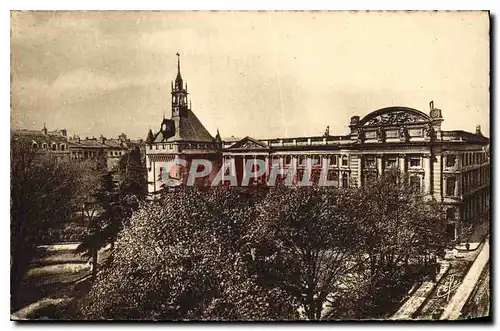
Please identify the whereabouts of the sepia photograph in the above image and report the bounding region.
[9,10,490,321]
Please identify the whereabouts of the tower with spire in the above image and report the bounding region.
[171,52,189,118]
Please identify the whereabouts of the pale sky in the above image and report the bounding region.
[11,11,490,140]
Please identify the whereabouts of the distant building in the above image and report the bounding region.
[11,124,70,160]
[68,134,140,171]
[146,55,490,241]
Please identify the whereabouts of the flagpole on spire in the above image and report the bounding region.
[176,52,180,74]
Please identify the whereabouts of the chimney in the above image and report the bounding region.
[100,134,106,144]
[429,100,434,110]
[42,124,48,136]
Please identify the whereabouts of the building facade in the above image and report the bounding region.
[11,125,70,160]
[145,56,490,240]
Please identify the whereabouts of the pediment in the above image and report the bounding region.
[359,107,432,127]
[228,136,269,150]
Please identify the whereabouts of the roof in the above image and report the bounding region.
[153,109,214,143]
[441,130,490,144]
[12,129,65,138]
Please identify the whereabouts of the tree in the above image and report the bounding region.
[10,140,80,311]
[346,170,449,318]
[116,146,147,221]
[247,186,364,320]
[76,170,120,280]
[77,187,294,320]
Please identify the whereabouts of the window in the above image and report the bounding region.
[446,177,456,196]
[298,155,306,166]
[342,173,349,187]
[446,208,456,221]
[446,155,456,168]
[330,155,337,166]
[42,143,47,149]
[386,156,397,168]
[32,142,38,149]
[312,155,321,166]
[364,157,376,168]
[60,144,65,151]
[364,172,377,186]
[51,143,57,151]
[163,144,166,149]
[409,157,421,168]
[409,175,421,193]
[341,155,348,167]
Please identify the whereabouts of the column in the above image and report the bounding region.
[376,155,383,177]
[357,155,362,188]
[398,154,406,175]
[423,154,431,195]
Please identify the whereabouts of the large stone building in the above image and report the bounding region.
[12,125,143,171]
[145,55,490,240]
[11,125,70,160]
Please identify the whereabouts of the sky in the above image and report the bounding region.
[10,11,490,140]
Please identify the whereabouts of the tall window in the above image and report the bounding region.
[446,155,456,168]
[341,155,348,167]
[51,143,57,151]
[312,155,321,166]
[342,173,349,187]
[446,208,456,221]
[32,142,38,149]
[409,175,421,193]
[446,177,456,196]
[42,143,47,149]
[330,155,337,166]
[298,155,306,166]
[60,144,65,151]
[158,167,164,181]
[285,155,292,166]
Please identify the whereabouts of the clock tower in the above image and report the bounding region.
[171,52,189,118]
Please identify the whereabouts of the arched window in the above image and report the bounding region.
[32,142,38,149]
[298,155,306,166]
[51,143,57,151]
[42,143,47,149]
[60,144,65,151]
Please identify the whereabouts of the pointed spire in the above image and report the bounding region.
[175,52,183,90]
[215,128,222,143]
[146,129,154,144]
